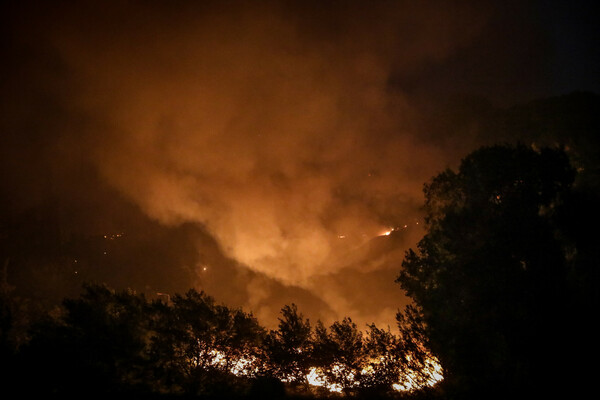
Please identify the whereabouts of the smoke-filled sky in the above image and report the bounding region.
[1,0,598,328]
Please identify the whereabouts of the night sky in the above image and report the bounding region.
[1,0,598,328]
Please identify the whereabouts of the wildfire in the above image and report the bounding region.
[377,222,418,237]
[103,232,125,240]
[392,356,444,392]
[306,366,344,393]
[306,356,442,393]
[197,349,443,393]
[379,227,396,236]
[208,349,261,377]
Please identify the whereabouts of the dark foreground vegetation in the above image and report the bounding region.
[1,282,437,399]
[398,144,599,398]
[2,141,599,399]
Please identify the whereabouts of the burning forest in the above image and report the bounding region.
[5,284,443,397]
[2,0,599,398]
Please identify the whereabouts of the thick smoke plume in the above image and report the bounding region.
[4,1,574,327]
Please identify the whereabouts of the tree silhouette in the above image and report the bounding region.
[314,318,365,394]
[397,144,596,397]
[148,288,264,396]
[9,281,458,397]
[394,304,440,392]
[20,284,152,394]
[264,303,313,389]
[16,284,266,396]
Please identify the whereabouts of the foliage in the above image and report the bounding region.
[6,283,440,398]
[18,283,152,394]
[149,288,265,395]
[396,144,598,397]
[395,304,437,391]
[316,318,365,393]
[264,304,313,387]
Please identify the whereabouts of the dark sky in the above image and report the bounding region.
[1,0,598,328]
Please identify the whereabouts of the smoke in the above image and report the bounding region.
[4,0,557,327]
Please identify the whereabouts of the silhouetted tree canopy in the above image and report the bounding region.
[264,304,313,387]
[312,317,365,394]
[397,144,599,398]
[3,282,445,398]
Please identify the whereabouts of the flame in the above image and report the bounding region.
[307,367,344,393]
[193,349,443,393]
[379,227,395,236]
[392,356,444,391]
[377,222,419,237]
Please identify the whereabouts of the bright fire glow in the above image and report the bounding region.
[379,228,395,236]
[377,222,419,237]
[195,348,443,393]
[392,356,444,391]
[307,367,344,393]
